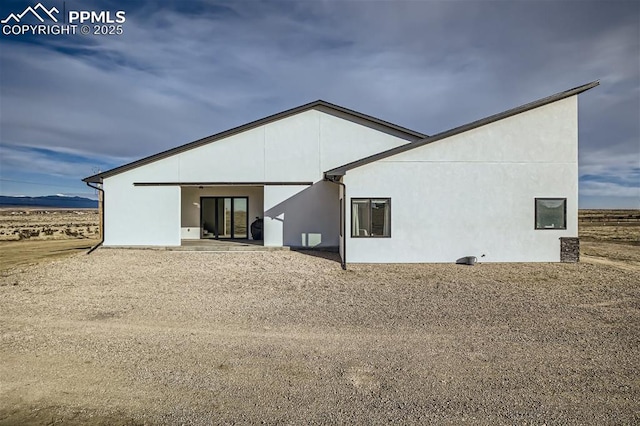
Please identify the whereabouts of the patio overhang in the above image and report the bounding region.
[134,181,314,186]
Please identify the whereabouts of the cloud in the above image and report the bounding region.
[0,144,117,177]
[580,180,639,198]
[0,0,638,204]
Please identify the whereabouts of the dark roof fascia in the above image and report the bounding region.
[82,100,427,183]
[314,100,428,139]
[324,81,600,178]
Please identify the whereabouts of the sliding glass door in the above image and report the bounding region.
[201,197,248,239]
[233,198,248,238]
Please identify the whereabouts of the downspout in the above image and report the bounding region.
[325,175,347,270]
[85,182,104,254]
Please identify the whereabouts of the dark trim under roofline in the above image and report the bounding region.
[82,100,427,184]
[134,182,314,186]
[324,81,600,178]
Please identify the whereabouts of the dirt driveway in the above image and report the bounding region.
[1,249,638,425]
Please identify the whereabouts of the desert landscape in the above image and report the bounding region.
[0,208,100,241]
[0,209,638,424]
[579,209,640,244]
[0,208,100,271]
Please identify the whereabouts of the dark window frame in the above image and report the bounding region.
[350,198,391,238]
[534,197,567,230]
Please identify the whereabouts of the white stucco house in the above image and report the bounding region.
[84,81,598,266]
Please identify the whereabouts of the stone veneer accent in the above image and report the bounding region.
[560,237,580,263]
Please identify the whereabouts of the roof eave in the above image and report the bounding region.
[82,175,103,184]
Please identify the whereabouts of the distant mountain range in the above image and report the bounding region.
[0,195,98,209]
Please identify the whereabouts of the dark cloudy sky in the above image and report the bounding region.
[0,0,638,208]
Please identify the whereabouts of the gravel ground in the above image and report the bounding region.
[1,249,638,425]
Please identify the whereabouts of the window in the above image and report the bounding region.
[351,198,391,237]
[535,198,566,230]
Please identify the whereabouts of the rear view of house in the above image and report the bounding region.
[83,81,598,265]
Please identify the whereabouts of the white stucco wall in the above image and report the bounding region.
[103,177,180,247]
[344,96,579,263]
[317,107,420,172]
[102,108,413,246]
[263,182,339,248]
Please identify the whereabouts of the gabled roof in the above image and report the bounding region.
[83,100,427,183]
[324,81,600,178]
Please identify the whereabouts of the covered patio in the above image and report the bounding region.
[180,185,264,242]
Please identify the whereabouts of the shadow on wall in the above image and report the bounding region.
[264,181,340,249]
